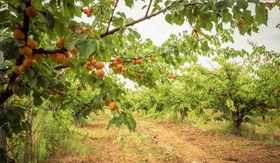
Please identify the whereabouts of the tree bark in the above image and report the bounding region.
[0,124,7,151]
[0,103,7,162]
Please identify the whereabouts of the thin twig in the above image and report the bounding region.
[101,6,170,37]
[110,52,154,63]
[106,0,120,33]
[145,0,153,17]
[28,27,38,36]
[190,24,199,38]
[33,47,68,54]
[100,1,205,38]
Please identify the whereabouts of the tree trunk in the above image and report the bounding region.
[0,103,7,162]
[180,108,189,120]
[0,124,7,150]
[235,117,242,129]
[0,126,7,162]
[234,109,244,130]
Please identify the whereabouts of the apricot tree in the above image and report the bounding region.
[0,0,276,160]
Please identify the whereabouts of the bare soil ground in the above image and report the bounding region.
[49,114,280,163]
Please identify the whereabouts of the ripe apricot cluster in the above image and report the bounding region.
[49,53,71,64]
[132,59,142,65]
[49,36,79,64]
[13,25,44,74]
[109,56,126,75]
[85,56,105,78]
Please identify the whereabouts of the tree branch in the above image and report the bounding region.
[33,47,68,54]
[110,52,154,63]
[53,65,70,70]
[145,0,153,17]
[100,6,170,38]
[106,0,119,33]
[100,1,204,38]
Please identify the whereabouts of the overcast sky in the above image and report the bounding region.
[116,1,280,53]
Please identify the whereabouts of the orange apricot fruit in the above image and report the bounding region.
[56,36,65,48]
[121,69,126,75]
[23,59,33,67]
[19,64,27,73]
[108,101,117,111]
[136,59,142,64]
[27,39,38,49]
[96,69,105,78]
[115,56,121,62]
[116,64,123,71]
[132,59,137,65]
[26,6,38,18]
[13,66,21,74]
[95,61,105,69]
[56,53,66,63]
[87,65,94,71]
[20,46,33,56]
[13,29,25,39]
[73,25,83,31]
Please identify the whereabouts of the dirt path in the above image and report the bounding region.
[51,115,280,163]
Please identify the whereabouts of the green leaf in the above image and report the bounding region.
[77,40,96,58]
[37,76,50,88]
[222,11,232,23]
[74,6,82,17]
[0,39,19,60]
[255,3,267,25]
[0,10,12,25]
[107,114,124,129]
[34,96,43,106]
[165,14,173,24]
[125,0,134,8]
[65,34,77,51]
[54,22,65,36]
[25,69,34,78]
[14,87,26,97]
[39,11,56,30]
[126,115,136,132]
[28,77,38,88]
[201,41,210,51]
[237,0,248,10]
[243,10,253,25]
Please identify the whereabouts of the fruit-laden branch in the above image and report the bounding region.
[53,52,155,70]
[100,1,204,38]
[0,1,31,106]
[32,47,68,54]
